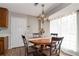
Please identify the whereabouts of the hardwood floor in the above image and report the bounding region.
[1,46,72,56]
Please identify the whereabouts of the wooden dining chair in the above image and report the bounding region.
[22,35,37,56]
[42,37,64,56]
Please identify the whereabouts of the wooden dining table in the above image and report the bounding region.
[29,38,51,46]
[29,37,51,45]
[29,37,52,55]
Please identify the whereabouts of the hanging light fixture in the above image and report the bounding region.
[38,4,46,36]
[34,3,49,36]
[37,4,49,23]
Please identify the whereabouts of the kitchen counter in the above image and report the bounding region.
[0,34,10,37]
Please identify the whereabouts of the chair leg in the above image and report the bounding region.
[50,48,52,56]
[25,49,27,56]
[25,47,28,56]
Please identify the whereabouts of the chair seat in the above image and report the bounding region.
[28,45,42,56]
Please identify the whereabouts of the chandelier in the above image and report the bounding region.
[37,4,49,23]
[34,3,49,36]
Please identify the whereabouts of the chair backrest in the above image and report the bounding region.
[22,35,28,46]
[51,33,58,37]
[21,35,28,55]
[50,37,64,56]
[33,33,41,38]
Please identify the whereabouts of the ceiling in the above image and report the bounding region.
[49,3,79,20]
[0,3,78,21]
[0,3,61,16]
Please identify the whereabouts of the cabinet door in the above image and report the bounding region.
[0,40,4,55]
[0,7,8,27]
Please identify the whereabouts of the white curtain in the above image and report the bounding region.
[50,12,77,55]
[11,15,27,48]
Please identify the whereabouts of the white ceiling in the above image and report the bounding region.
[0,3,61,16]
[49,3,79,20]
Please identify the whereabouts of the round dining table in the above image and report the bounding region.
[29,38,51,45]
[29,37,52,55]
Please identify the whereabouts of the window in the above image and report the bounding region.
[50,12,77,52]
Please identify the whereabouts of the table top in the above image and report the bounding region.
[29,36,63,45]
[29,37,51,45]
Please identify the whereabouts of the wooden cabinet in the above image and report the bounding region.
[0,37,8,55]
[0,7,8,27]
[0,40,4,54]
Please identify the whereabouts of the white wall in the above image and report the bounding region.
[43,21,50,37]
[26,16,39,38]
[26,16,50,38]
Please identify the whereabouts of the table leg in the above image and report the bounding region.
[38,45,46,56]
[39,45,43,52]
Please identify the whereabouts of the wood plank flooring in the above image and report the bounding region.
[1,46,72,56]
